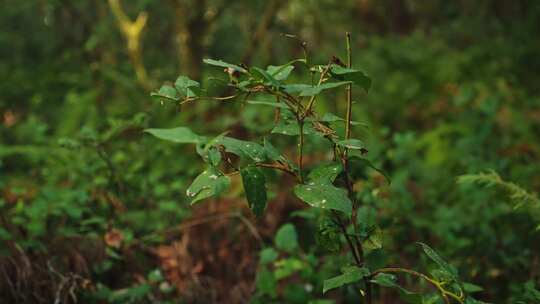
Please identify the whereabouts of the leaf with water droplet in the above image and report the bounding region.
[241,166,267,217]
[320,113,368,127]
[151,85,180,103]
[294,181,352,215]
[203,58,247,73]
[308,162,343,182]
[271,110,318,136]
[336,139,365,150]
[186,167,230,204]
[323,266,369,294]
[215,137,267,163]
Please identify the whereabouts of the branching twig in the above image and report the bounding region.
[305,61,333,115]
[371,267,465,304]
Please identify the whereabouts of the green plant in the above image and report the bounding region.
[145,33,483,303]
[457,170,540,227]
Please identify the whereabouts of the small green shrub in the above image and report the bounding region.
[147,33,484,303]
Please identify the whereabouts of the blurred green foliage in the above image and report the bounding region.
[1,1,539,303]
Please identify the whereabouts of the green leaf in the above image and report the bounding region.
[464,298,487,304]
[272,120,318,136]
[336,139,366,150]
[144,127,206,144]
[267,65,295,81]
[348,156,391,184]
[150,85,179,102]
[263,138,296,169]
[330,64,372,92]
[299,81,352,97]
[241,166,267,217]
[271,110,318,136]
[247,100,289,109]
[206,147,221,166]
[259,248,279,264]
[463,282,484,293]
[323,266,369,294]
[256,268,277,298]
[203,58,247,73]
[317,231,341,252]
[0,227,12,241]
[111,284,152,302]
[186,167,230,204]
[275,223,298,252]
[317,222,341,252]
[251,67,280,87]
[417,242,458,279]
[263,138,282,161]
[266,58,306,81]
[274,258,305,279]
[282,84,313,94]
[370,273,423,304]
[216,137,267,162]
[307,162,343,182]
[174,75,200,97]
[294,181,352,215]
[362,227,383,251]
[320,113,368,127]
[148,269,164,282]
[370,273,396,287]
[264,139,294,167]
[197,132,227,162]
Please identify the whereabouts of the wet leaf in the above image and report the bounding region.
[186,167,230,204]
[320,113,368,127]
[144,127,206,144]
[307,162,343,182]
[216,137,267,162]
[323,266,369,294]
[203,58,247,73]
[299,81,352,97]
[294,181,352,215]
[336,139,365,150]
[417,242,458,280]
[151,85,179,102]
[241,166,267,217]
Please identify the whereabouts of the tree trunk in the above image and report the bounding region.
[173,0,208,80]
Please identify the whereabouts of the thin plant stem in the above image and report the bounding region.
[345,32,353,142]
[340,31,373,304]
[297,117,305,183]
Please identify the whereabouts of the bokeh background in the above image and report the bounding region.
[1,1,539,303]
